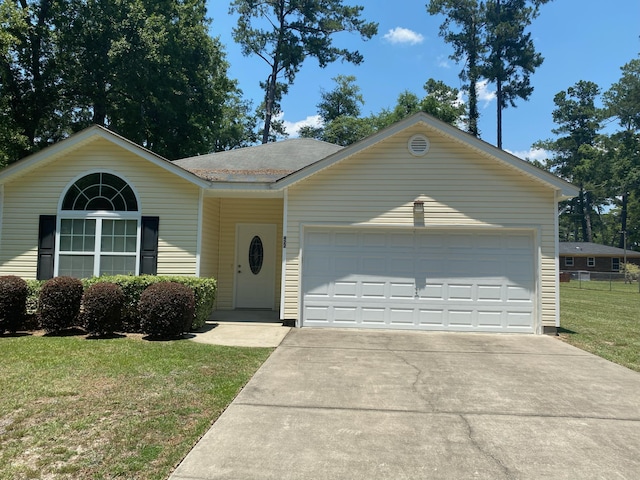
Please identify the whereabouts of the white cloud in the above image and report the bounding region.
[383,27,425,45]
[282,115,323,137]
[437,55,451,69]
[476,79,496,106]
[507,147,549,162]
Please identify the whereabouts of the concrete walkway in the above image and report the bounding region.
[171,329,640,479]
[186,310,290,348]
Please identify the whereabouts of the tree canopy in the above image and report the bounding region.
[0,0,245,165]
[230,0,378,144]
[427,0,550,147]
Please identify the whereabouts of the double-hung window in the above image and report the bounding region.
[56,173,140,278]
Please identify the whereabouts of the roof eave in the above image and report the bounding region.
[0,125,212,190]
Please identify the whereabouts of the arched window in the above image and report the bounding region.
[62,172,138,211]
[57,173,141,278]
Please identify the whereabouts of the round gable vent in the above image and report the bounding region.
[408,134,430,156]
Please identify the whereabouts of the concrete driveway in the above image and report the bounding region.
[170,329,640,479]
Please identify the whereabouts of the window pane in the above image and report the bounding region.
[113,237,125,252]
[100,255,136,276]
[125,220,137,235]
[125,237,137,252]
[101,235,113,252]
[60,235,71,251]
[101,219,137,253]
[59,254,94,278]
[114,221,125,235]
[72,219,84,234]
[60,219,95,252]
[61,219,72,234]
[103,220,113,235]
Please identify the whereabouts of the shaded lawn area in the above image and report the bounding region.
[0,334,272,479]
[559,284,640,372]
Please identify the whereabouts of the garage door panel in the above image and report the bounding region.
[448,284,474,300]
[302,229,535,333]
[334,281,357,297]
[477,285,503,301]
[362,282,386,298]
[418,309,445,326]
[389,282,415,299]
[477,311,503,327]
[448,310,474,327]
[361,308,385,324]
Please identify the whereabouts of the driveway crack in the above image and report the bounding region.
[460,414,515,480]
[382,337,436,411]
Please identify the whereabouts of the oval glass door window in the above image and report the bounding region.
[248,236,264,274]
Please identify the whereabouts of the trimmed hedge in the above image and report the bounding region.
[0,275,28,333]
[83,275,216,331]
[39,276,84,333]
[82,282,125,336]
[1,275,215,334]
[139,282,195,338]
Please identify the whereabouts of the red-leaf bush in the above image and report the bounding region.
[0,275,28,333]
[38,276,84,333]
[138,282,195,338]
[82,282,125,336]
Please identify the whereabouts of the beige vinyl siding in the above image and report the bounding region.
[0,137,200,278]
[215,198,283,310]
[284,125,558,329]
[199,197,221,279]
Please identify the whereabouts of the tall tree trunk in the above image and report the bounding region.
[584,190,593,243]
[496,78,502,148]
[261,70,278,144]
[619,191,628,249]
[495,0,502,149]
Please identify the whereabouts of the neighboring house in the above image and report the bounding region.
[560,242,640,273]
[0,113,578,334]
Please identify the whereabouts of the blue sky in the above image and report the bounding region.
[205,1,640,159]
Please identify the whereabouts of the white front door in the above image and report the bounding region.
[235,224,277,309]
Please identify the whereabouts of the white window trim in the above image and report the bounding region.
[565,256,574,267]
[55,213,142,277]
[55,171,142,278]
[587,257,595,267]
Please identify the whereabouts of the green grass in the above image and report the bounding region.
[0,334,272,479]
[559,284,640,372]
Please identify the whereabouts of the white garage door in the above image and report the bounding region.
[301,228,536,333]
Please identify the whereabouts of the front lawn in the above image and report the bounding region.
[559,285,640,372]
[0,334,272,479]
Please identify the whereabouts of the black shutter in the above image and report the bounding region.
[37,215,56,280]
[140,216,159,275]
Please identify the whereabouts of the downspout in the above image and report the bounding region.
[279,189,288,322]
[554,190,561,333]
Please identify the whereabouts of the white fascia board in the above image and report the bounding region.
[0,125,212,190]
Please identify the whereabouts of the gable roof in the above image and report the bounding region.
[0,125,211,189]
[0,113,578,199]
[560,242,640,257]
[173,138,342,182]
[273,112,579,199]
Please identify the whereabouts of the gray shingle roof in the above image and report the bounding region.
[559,242,640,257]
[172,138,343,182]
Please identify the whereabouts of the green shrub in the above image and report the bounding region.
[139,282,195,338]
[82,282,125,336]
[0,275,28,333]
[83,275,216,331]
[39,276,84,333]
